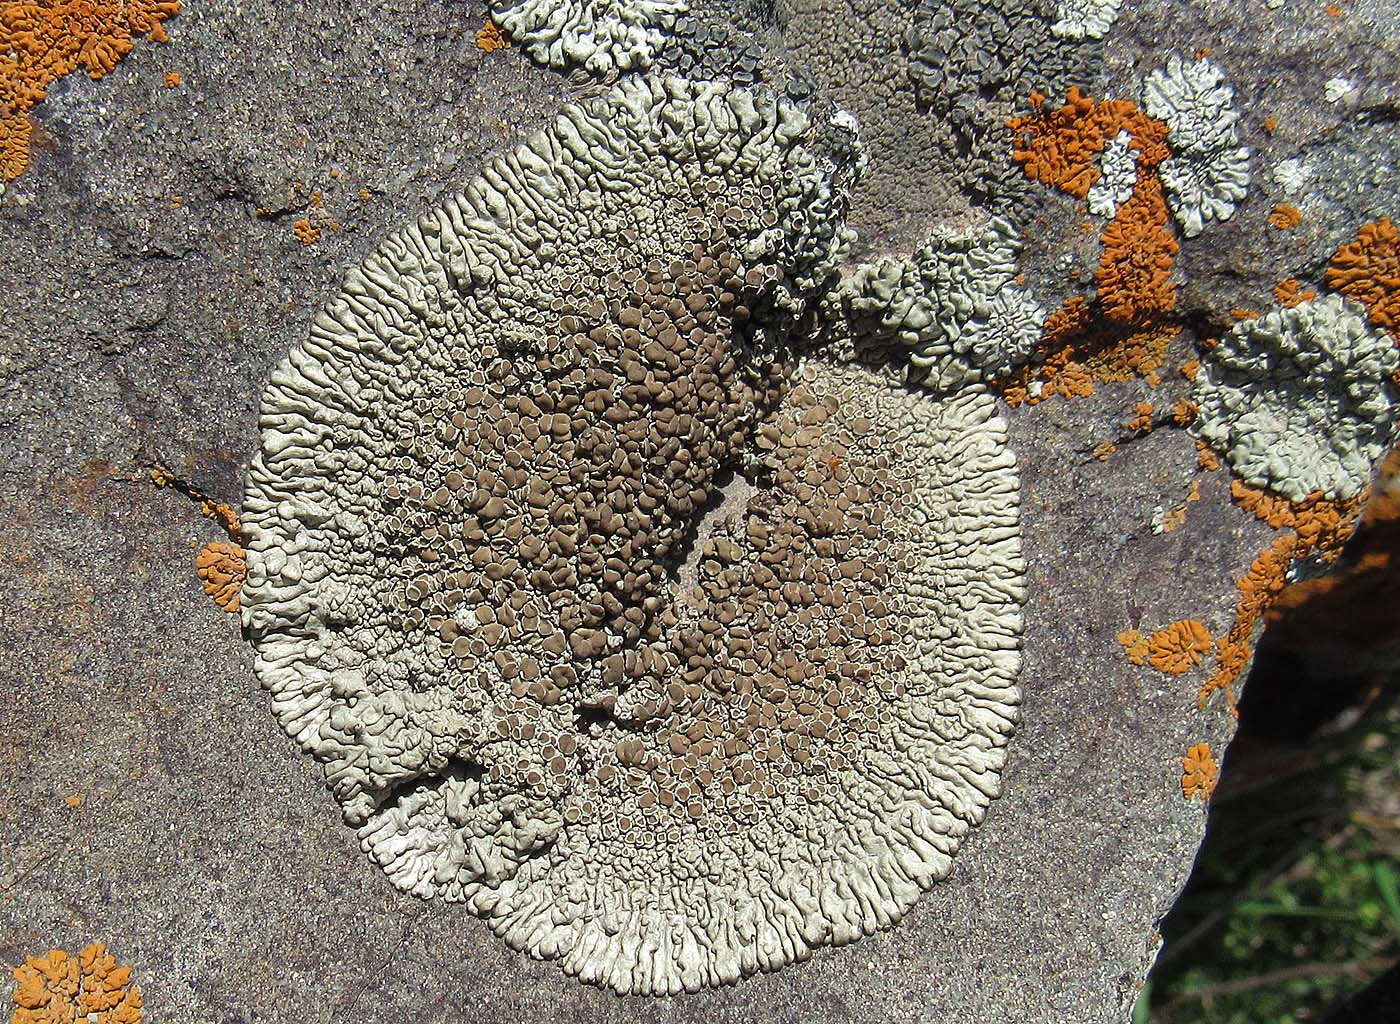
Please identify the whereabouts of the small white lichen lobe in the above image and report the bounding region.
[1193,294,1399,502]
[1142,53,1250,237]
[241,78,1025,995]
[489,0,686,71]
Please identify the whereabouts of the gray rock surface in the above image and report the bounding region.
[1,0,1394,1019]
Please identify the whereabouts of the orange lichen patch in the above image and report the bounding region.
[1273,278,1317,308]
[1230,307,1260,321]
[1325,3,1343,15]
[996,311,1179,407]
[293,218,320,245]
[64,794,80,807]
[1230,479,1365,562]
[1008,87,1170,200]
[1264,447,1400,647]
[1095,177,1179,323]
[475,19,510,52]
[1158,505,1187,534]
[195,540,245,613]
[1196,438,1220,470]
[1,111,32,179]
[1267,203,1302,230]
[151,465,244,539]
[1199,535,1297,710]
[1093,441,1117,461]
[10,943,143,1024]
[1262,117,1278,135]
[162,69,178,87]
[1188,479,1202,502]
[0,0,180,183]
[1181,743,1218,800]
[1173,397,1198,425]
[1180,359,1200,381]
[1117,629,1149,666]
[1326,216,1400,336]
[1146,619,1213,674]
[1127,401,1155,433]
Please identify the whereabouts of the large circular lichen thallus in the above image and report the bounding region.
[240,77,1024,995]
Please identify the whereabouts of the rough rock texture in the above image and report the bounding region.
[2,0,1396,1021]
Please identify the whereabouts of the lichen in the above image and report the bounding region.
[1192,294,1399,502]
[0,0,179,189]
[475,19,511,53]
[837,216,1044,390]
[1145,620,1212,675]
[9,944,142,1024]
[241,78,1024,995]
[1049,0,1122,41]
[196,540,246,613]
[487,0,685,73]
[1327,216,1400,338]
[1181,742,1217,800]
[1141,54,1250,238]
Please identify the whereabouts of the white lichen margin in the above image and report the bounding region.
[1086,129,1137,219]
[1192,294,1400,502]
[489,0,687,72]
[1051,0,1123,41]
[1142,54,1251,238]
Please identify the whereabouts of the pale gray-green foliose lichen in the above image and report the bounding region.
[241,77,1025,995]
[834,216,1044,390]
[1141,53,1251,238]
[904,0,1106,208]
[488,0,688,72]
[1192,294,1399,502]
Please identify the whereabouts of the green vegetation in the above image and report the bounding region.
[1143,695,1400,1023]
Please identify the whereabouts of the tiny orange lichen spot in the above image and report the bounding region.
[1159,504,1188,534]
[359,187,370,202]
[1326,216,1400,336]
[163,70,180,87]
[1325,3,1343,15]
[1274,278,1317,308]
[1267,203,1302,230]
[1193,47,1212,60]
[1093,441,1117,461]
[1182,743,1218,800]
[293,218,321,245]
[475,19,511,52]
[1127,401,1155,433]
[1230,307,1260,321]
[1147,619,1213,674]
[169,194,182,209]
[1173,397,1199,425]
[1187,479,1202,502]
[64,794,81,807]
[1262,117,1278,135]
[1117,629,1149,666]
[9,943,143,1024]
[1180,359,1200,381]
[196,540,245,613]
[1196,440,1221,471]
[0,0,181,184]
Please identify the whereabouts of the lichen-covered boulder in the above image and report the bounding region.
[241,76,1025,995]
